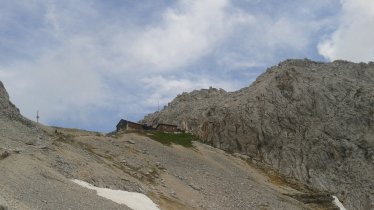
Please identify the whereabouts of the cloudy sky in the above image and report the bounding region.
[0,0,373,131]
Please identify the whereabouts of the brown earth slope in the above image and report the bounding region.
[142,59,374,210]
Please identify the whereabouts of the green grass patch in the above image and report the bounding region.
[148,132,196,147]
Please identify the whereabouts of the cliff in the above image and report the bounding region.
[141,59,374,209]
[0,81,21,119]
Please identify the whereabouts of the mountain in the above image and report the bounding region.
[1,79,346,210]
[141,59,374,210]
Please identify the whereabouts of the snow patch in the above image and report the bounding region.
[332,195,347,210]
[72,179,160,210]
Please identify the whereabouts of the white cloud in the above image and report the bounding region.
[214,3,334,68]
[1,36,109,124]
[3,0,240,127]
[318,0,374,62]
[140,75,238,108]
[0,0,342,131]
[0,1,112,126]
[122,0,231,72]
[265,18,309,50]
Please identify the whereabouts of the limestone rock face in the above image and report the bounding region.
[0,81,21,119]
[141,59,374,210]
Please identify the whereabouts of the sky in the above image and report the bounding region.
[0,0,373,132]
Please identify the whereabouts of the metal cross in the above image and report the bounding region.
[36,110,40,123]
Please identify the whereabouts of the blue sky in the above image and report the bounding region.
[0,0,373,131]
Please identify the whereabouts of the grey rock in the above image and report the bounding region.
[127,140,135,144]
[0,195,7,210]
[189,183,202,191]
[0,150,10,160]
[142,59,374,210]
[0,81,20,119]
[0,81,34,127]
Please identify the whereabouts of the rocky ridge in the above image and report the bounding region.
[0,81,22,120]
[141,59,374,210]
[1,79,340,210]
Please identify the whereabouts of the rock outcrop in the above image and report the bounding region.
[0,81,48,148]
[0,81,21,119]
[141,59,374,209]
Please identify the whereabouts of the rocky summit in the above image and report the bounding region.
[0,81,21,120]
[142,59,374,210]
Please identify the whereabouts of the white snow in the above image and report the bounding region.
[332,195,347,210]
[72,179,160,210]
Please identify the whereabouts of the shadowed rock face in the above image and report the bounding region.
[141,59,374,210]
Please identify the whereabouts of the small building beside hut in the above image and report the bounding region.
[116,119,152,132]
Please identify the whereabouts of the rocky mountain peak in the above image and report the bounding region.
[142,59,374,209]
[173,87,227,102]
[0,81,21,119]
[0,81,10,100]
